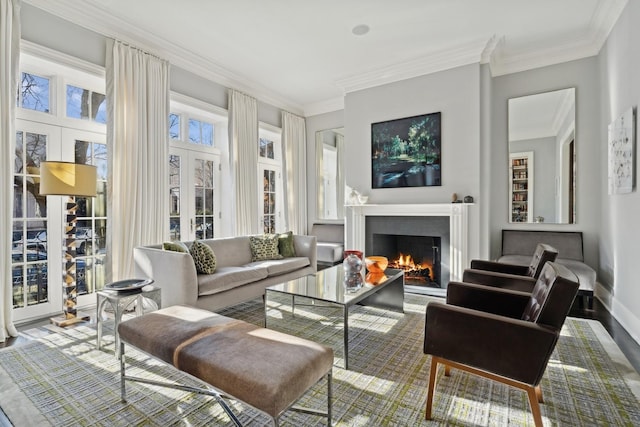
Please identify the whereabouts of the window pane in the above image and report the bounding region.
[75,140,92,164]
[189,119,200,144]
[94,144,107,180]
[169,113,180,139]
[66,85,87,119]
[202,122,213,146]
[259,137,275,159]
[15,131,24,173]
[92,92,107,123]
[21,72,50,113]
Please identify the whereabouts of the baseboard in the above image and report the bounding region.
[596,283,640,346]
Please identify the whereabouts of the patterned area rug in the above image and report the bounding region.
[0,294,639,426]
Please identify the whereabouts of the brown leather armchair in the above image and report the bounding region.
[462,243,558,292]
[423,262,579,426]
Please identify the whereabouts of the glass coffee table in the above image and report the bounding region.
[265,265,404,369]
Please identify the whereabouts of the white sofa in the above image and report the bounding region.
[134,234,317,312]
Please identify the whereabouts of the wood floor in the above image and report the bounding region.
[1,296,639,426]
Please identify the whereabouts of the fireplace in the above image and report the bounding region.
[347,203,471,296]
[365,215,449,292]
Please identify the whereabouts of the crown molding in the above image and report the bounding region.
[489,37,600,77]
[335,38,490,94]
[21,40,105,77]
[303,97,345,117]
[23,0,304,116]
[490,0,627,76]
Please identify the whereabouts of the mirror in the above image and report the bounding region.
[316,128,345,220]
[508,88,576,224]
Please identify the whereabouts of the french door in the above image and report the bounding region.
[169,147,221,241]
[12,121,61,321]
[259,164,283,234]
[12,121,105,322]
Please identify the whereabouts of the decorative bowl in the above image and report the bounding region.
[365,256,388,273]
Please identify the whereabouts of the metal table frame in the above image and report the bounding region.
[96,285,161,357]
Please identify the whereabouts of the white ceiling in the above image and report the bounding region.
[26,0,627,116]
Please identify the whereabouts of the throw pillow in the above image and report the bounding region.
[162,241,189,253]
[250,234,283,261]
[278,231,296,258]
[190,240,217,274]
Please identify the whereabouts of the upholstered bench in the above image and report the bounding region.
[117,305,333,426]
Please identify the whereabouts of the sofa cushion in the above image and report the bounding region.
[557,259,596,292]
[247,257,311,277]
[278,231,297,258]
[163,241,189,253]
[198,266,269,296]
[317,242,344,264]
[190,240,217,274]
[250,234,283,262]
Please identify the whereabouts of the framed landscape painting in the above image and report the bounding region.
[371,112,441,188]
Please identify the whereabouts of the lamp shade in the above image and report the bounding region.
[39,161,98,197]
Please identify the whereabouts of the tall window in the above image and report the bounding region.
[12,48,107,320]
[168,95,226,240]
[258,126,283,233]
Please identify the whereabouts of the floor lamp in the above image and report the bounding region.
[39,161,97,327]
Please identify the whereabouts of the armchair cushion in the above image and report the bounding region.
[446,281,531,319]
[469,259,529,276]
[462,269,537,292]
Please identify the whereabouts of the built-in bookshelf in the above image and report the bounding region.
[509,152,533,223]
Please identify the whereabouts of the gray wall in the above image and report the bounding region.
[305,110,345,230]
[489,57,601,270]
[344,63,482,261]
[597,0,640,343]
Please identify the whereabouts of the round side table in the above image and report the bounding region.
[96,279,161,358]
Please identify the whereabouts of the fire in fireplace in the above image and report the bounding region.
[389,253,435,284]
[371,234,441,288]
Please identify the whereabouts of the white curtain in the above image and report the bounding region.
[228,89,259,235]
[106,40,169,282]
[0,0,20,342]
[336,133,345,219]
[281,111,307,234]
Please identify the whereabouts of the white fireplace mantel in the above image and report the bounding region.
[346,203,472,285]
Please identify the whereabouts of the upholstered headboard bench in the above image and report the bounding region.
[499,230,596,309]
[310,223,345,265]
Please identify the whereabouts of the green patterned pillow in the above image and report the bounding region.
[278,231,296,258]
[189,240,217,274]
[162,241,189,253]
[250,234,283,262]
